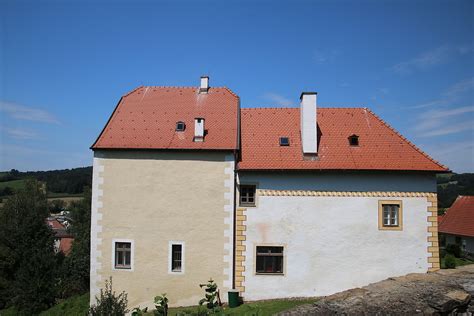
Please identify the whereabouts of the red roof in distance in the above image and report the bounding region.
[238,107,448,171]
[439,196,474,237]
[92,86,239,150]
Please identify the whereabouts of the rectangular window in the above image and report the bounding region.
[168,241,185,274]
[115,242,131,269]
[172,244,182,272]
[240,185,256,206]
[378,200,403,231]
[383,204,399,227]
[256,246,284,274]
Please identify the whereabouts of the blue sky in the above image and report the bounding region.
[1,0,473,172]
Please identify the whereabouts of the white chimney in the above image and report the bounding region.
[194,118,205,142]
[200,76,209,93]
[300,92,317,155]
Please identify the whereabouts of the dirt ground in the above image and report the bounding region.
[279,265,474,315]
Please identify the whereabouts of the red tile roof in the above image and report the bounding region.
[59,237,74,255]
[238,107,448,171]
[92,86,239,150]
[439,196,474,237]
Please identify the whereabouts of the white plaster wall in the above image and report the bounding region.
[243,195,430,300]
[239,171,436,193]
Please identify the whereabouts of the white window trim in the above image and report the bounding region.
[168,241,185,275]
[112,239,134,272]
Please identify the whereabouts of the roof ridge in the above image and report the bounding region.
[123,86,144,97]
[242,107,369,110]
[365,108,449,171]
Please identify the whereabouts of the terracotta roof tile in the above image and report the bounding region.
[439,196,474,237]
[238,107,448,171]
[92,86,239,150]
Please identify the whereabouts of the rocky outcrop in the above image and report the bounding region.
[279,265,474,315]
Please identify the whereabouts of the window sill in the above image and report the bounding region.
[255,272,284,276]
[239,204,256,208]
[379,226,402,231]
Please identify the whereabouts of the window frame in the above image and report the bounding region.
[176,121,186,132]
[255,245,285,275]
[112,239,134,271]
[239,184,257,207]
[348,134,359,146]
[279,137,290,146]
[378,200,403,231]
[168,241,185,274]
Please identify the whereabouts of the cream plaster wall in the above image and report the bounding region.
[242,194,431,300]
[90,150,234,309]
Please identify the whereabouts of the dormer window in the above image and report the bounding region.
[349,135,359,146]
[176,121,185,132]
[279,137,290,146]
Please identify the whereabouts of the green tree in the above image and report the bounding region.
[0,180,57,313]
[59,187,91,297]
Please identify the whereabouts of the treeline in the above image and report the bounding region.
[0,180,91,314]
[0,167,92,196]
[437,173,474,209]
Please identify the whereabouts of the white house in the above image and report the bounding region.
[90,77,448,308]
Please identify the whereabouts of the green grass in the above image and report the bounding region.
[46,192,84,198]
[0,307,20,316]
[144,298,316,316]
[441,256,474,269]
[0,180,26,191]
[40,293,89,316]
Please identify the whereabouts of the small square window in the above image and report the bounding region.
[279,137,290,146]
[240,185,256,206]
[176,121,185,131]
[256,246,284,274]
[378,201,403,231]
[115,242,131,269]
[349,135,359,146]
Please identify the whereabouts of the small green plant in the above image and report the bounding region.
[131,306,148,316]
[89,277,129,316]
[154,293,169,316]
[444,254,457,269]
[199,278,221,311]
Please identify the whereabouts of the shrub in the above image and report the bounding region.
[89,277,128,316]
[444,254,457,269]
[154,293,168,316]
[199,278,221,311]
[446,244,462,258]
[131,306,148,316]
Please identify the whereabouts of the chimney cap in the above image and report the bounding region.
[200,75,209,79]
[300,92,318,100]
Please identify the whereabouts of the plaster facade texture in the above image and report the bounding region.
[90,150,234,309]
[239,173,435,301]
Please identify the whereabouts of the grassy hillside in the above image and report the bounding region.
[0,167,92,197]
[437,173,474,209]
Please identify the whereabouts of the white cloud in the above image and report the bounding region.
[418,121,473,137]
[0,144,91,171]
[262,93,294,107]
[0,101,60,124]
[313,49,340,64]
[419,141,474,173]
[2,127,39,140]
[411,77,474,109]
[391,45,472,75]
[414,105,474,137]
